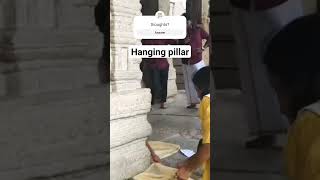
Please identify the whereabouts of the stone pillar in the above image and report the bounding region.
[0,0,106,179]
[202,0,210,66]
[110,0,152,179]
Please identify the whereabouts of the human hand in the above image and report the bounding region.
[176,162,192,180]
[176,167,192,180]
[151,153,161,163]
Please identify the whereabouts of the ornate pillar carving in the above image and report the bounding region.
[0,0,106,179]
[110,0,153,179]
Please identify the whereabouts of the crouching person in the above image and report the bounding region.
[264,14,320,180]
[176,66,211,180]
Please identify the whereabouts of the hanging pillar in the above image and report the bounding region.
[110,0,153,179]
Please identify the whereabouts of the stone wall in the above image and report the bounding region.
[202,0,210,66]
[110,0,154,179]
[0,0,107,179]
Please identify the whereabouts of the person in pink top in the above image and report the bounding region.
[181,13,210,109]
[141,39,176,109]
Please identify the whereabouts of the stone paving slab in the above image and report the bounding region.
[213,172,285,180]
[213,145,284,173]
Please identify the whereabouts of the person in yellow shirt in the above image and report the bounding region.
[177,66,210,180]
[264,14,320,180]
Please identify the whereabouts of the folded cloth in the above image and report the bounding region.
[148,141,180,159]
[133,163,194,180]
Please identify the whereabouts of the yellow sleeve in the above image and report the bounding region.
[200,96,210,144]
[285,111,320,180]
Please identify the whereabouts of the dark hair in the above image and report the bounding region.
[192,66,210,99]
[264,13,320,112]
[182,13,191,21]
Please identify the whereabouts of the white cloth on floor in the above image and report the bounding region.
[148,141,180,159]
[133,163,194,180]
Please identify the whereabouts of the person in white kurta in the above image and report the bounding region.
[230,0,303,147]
[181,14,210,108]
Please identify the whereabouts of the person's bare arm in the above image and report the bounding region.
[146,141,161,163]
[177,144,210,179]
[146,141,153,153]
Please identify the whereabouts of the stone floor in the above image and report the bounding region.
[148,89,286,180]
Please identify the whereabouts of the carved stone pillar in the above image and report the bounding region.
[0,0,106,179]
[110,0,152,179]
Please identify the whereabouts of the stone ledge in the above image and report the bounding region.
[110,70,142,81]
[110,88,151,120]
[110,115,152,149]
[110,138,150,180]
[2,61,101,96]
[110,80,142,92]
[0,86,107,111]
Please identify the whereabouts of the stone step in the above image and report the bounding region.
[110,88,151,120]
[110,115,152,149]
[177,83,185,90]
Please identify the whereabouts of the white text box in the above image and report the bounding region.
[133,16,186,39]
